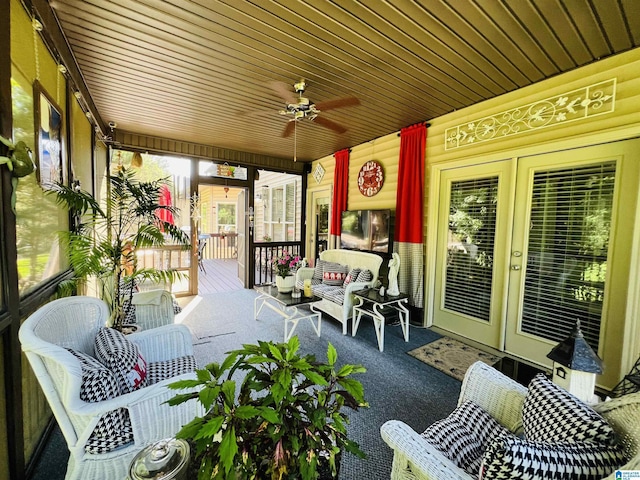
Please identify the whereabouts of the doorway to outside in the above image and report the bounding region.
[196,184,245,294]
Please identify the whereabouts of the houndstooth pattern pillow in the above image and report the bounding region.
[480,434,627,480]
[420,401,511,476]
[66,349,134,454]
[147,355,197,385]
[523,374,616,445]
[95,327,148,394]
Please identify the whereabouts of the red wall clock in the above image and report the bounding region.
[358,160,384,197]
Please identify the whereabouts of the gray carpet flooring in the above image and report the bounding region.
[30,289,462,479]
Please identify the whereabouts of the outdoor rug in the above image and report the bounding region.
[408,337,502,382]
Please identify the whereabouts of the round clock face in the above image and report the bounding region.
[358,160,384,197]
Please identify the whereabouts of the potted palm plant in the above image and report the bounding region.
[167,337,368,480]
[50,166,189,330]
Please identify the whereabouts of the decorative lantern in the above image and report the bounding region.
[546,319,603,404]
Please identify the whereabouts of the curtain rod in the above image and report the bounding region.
[397,121,430,136]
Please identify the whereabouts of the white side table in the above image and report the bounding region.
[352,289,410,352]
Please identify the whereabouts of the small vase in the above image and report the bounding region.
[275,275,295,293]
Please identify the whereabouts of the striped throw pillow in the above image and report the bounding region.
[322,263,350,286]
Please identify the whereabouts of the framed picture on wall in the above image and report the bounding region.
[33,81,64,190]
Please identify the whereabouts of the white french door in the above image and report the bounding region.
[433,139,640,383]
[432,160,514,349]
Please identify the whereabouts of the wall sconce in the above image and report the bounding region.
[546,319,603,404]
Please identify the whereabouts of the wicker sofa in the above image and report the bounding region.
[296,249,382,334]
[381,361,640,480]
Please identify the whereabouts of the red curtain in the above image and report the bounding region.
[330,148,349,247]
[394,123,427,307]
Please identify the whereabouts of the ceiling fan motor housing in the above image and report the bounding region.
[294,80,306,94]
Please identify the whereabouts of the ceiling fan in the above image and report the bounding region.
[272,80,360,138]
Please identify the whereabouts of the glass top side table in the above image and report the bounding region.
[352,288,410,352]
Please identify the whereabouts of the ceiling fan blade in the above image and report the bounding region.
[314,96,360,111]
[313,116,347,134]
[269,81,298,104]
[282,120,296,138]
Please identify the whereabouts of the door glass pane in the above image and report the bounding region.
[522,162,616,348]
[444,176,499,321]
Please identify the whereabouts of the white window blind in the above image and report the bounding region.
[521,161,616,349]
[444,176,499,321]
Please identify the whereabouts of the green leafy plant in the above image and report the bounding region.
[49,166,189,329]
[167,337,368,480]
[0,135,36,213]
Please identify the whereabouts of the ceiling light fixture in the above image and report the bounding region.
[131,151,143,168]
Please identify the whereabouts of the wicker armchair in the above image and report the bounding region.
[131,289,176,330]
[381,361,527,480]
[381,361,640,480]
[19,296,202,480]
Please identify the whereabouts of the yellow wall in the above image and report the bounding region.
[425,48,640,389]
[71,96,94,190]
[308,47,640,390]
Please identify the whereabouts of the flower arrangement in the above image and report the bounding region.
[272,250,302,278]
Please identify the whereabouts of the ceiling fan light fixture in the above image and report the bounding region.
[274,79,358,137]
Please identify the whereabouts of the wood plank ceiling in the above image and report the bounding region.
[45,0,640,162]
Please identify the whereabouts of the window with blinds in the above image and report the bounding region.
[444,176,499,321]
[521,161,616,349]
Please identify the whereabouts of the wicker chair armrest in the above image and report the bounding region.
[381,420,472,480]
[67,371,198,417]
[133,290,175,330]
[593,392,640,476]
[296,267,315,282]
[127,324,194,363]
[344,281,374,295]
[458,361,527,433]
[67,372,202,449]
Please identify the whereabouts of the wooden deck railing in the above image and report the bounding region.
[136,237,303,289]
[199,233,238,260]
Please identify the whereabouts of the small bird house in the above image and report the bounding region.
[546,320,603,404]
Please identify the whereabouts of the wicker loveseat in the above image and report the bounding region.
[296,249,382,334]
[381,361,640,480]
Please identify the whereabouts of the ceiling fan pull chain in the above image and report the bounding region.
[294,120,297,162]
